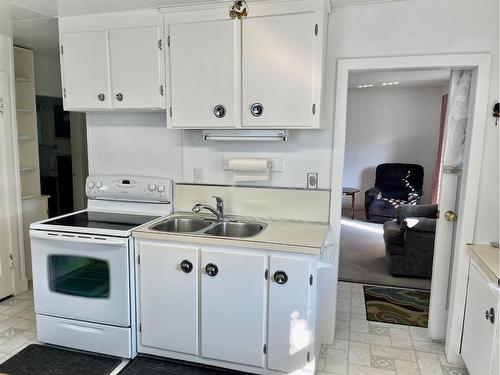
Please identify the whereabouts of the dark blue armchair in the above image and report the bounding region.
[365,163,424,223]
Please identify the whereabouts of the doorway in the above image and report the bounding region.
[329,54,491,362]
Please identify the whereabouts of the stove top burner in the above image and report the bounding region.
[44,211,159,232]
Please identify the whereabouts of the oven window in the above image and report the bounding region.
[48,255,110,298]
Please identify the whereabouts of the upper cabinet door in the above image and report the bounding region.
[242,11,317,128]
[61,31,110,110]
[109,26,164,109]
[167,18,239,128]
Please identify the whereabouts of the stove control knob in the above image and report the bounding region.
[87,181,95,189]
[157,185,165,193]
[148,184,156,192]
[96,181,103,188]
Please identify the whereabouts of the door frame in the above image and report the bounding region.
[329,53,491,362]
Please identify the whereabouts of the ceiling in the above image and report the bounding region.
[349,69,451,89]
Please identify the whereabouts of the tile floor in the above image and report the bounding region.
[0,282,468,375]
[318,282,468,375]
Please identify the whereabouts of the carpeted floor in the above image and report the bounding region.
[339,209,431,290]
[364,285,430,327]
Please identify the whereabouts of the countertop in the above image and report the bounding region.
[133,212,331,256]
[467,244,499,284]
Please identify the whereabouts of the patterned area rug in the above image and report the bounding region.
[364,285,430,327]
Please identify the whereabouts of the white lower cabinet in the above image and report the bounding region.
[201,249,267,367]
[461,261,500,375]
[137,240,199,355]
[135,238,318,374]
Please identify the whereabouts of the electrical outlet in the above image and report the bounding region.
[194,168,204,183]
[307,173,318,189]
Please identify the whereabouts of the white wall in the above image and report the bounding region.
[343,86,442,208]
[87,0,499,243]
[34,51,62,98]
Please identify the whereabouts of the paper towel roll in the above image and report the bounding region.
[227,158,270,173]
[227,158,271,182]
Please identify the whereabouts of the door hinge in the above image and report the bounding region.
[160,85,164,96]
[167,35,171,47]
[307,351,311,362]
[60,45,63,55]
[265,269,268,280]
[169,107,172,117]
[137,254,141,265]
[63,88,66,98]
[312,103,316,115]
[158,39,163,50]
[314,24,318,36]
[263,344,267,354]
[309,274,313,285]
[139,323,142,332]
[9,254,14,270]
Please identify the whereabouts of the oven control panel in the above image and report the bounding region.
[86,175,173,203]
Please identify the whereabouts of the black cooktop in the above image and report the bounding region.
[44,211,159,232]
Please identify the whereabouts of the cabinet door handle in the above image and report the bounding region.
[213,105,226,118]
[205,263,218,277]
[485,307,495,324]
[115,93,124,101]
[250,103,264,117]
[180,260,193,274]
[273,270,288,285]
[97,93,105,101]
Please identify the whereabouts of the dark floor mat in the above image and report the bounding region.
[0,344,122,375]
[118,355,251,375]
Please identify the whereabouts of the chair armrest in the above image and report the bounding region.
[402,217,437,233]
[408,190,423,204]
[397,204,438,223]
[365,187,382,200]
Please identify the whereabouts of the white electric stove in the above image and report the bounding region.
[30,175,173,358]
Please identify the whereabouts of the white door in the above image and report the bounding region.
[61,31,110,110]
[137,240,199,355]
[168,19,238,128]
[268,255,314,373]
[0,72,14,299]
[428,70,470,339]
[242,12,316,128]
[109,26,164,109]
[201,248,266,367]
[30,231,130,326]
[461,263,499,375]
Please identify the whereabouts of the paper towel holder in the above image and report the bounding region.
[202,129,288,142]
[223,157,283,172]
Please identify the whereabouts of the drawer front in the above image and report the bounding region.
[36,314,132,358]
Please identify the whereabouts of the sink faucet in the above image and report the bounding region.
[192,196,224,221]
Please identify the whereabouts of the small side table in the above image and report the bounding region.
[342,187,360,219]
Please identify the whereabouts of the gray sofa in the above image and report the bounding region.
[383,204,438,278]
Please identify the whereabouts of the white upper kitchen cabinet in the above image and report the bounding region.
[166,10,239,128]
[200,248,267,367]
[59,10,165,111]
[165,0,329,129]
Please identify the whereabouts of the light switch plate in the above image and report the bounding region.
[307,173,318,189]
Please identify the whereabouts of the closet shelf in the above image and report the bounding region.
[18,135,35,141]
[16,108,34,113]
[20,166,38,173]
[15,77,32,83]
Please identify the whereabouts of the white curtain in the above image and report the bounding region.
[443,70,472,172]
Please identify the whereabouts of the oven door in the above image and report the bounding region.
[30,230,131,327]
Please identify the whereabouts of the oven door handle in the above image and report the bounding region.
[30,231,128,247]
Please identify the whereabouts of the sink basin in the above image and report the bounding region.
[203,221,265,238]
[150,217,214,233]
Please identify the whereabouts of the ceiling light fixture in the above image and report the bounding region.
[382,81,400,86]
[357,84,374,88]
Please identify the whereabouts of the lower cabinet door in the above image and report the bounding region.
[268,255,314,373]
[462,262,499,375]
[137,240,199,355]
[201,249,267,367]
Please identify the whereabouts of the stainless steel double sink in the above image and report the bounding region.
[149,216,266,238]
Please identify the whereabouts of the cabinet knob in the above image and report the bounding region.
[485,307,495,324]
[205,263,218,277]
[180,260,193,274]
[97,93,105,102]
[213,105,226,118]
[273,270,288,285]
[250,103,264,117]
[115,93,124,101]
